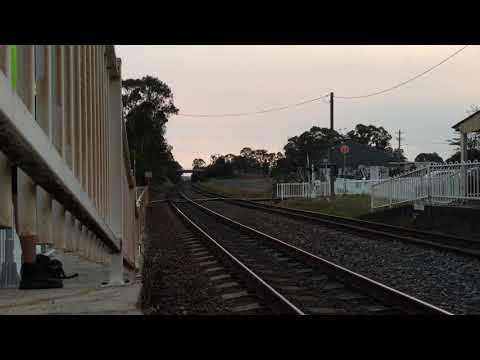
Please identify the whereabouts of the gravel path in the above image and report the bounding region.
[201,200,480,314]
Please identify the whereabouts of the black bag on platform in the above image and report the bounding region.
[36,254,79,280]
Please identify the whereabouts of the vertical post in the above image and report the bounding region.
[460,131,468,199]
[329,92,335,198]
[370,187,374,213]
[427,164,432,204]
[389,179,393,208]
[15,46,38,262]
[0,152,12,228]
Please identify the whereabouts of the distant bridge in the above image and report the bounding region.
[178,169,206,174]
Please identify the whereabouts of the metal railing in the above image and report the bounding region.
[276,182,311,200]
[275,179,380,199]
[371,161,480,210]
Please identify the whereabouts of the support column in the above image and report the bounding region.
[51,45,65,157]
[0,152,13,228]
[91,46,98,211]
[80,225,88,258]
[17,170,37,243]
[81,45,89,193]
[52,200,67,250]
[64,45,75,170]
[87,46,94,201]
[108,60,123,238]
[87,231,94,261]
[36,187,53,246]
[73,219,82,253]
[15,46,38,261]
[64,211,73,252]
[109,248,124,286]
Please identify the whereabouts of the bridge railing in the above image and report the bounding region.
[0,45,144,286]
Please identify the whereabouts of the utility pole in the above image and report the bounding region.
[329,92,335,197]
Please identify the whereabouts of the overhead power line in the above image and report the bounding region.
[335,45,469,99]
[176,45,469,118]
[177,94,330,118]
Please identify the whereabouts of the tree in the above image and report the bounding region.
[192,158,206,169]
[414,152,444,163]
[122,76,180,185]
[284,126,343,167]
[347,124,392,150]
[446,149,480,163]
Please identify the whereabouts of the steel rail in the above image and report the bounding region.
[191,184,480,258]
[179,190,453,315]
[169,200,305,315]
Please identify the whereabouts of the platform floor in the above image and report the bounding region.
[0,251,142,315]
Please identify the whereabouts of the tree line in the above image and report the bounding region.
[192,124,406,181]
[193,116,480,182]
[122,76,182,186]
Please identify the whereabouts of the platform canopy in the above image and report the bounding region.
[452,110,480,162]
[452,110,480,134]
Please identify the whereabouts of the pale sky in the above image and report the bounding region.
[116,45,479,169]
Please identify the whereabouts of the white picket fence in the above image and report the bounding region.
[371,161,480,210]
[275,179,380,200]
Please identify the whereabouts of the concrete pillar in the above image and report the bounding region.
[91,46,97,210]
[73,219,81,253]
[108,61,123,237]
[17,169,37,240]
[72,46,82,182]
[63,45,73,170]
[52,201,67,251]
[95,46,101,214]
[51,45,65,156]
[103,46,110,223]
[87,45,94,200]
[35,45,53,137]
[0,152,13,228]
[98,46,104,218]
[51,200,62,249]
[36,187,53,245]
[63,211,73,252]
[81,45,88,192]
[109,247,124,286]
[81,45,90,194]
[81,225,89,258]
[95,238,100,263]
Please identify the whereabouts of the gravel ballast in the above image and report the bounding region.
[199,199,480,314]
[141,200,231,314]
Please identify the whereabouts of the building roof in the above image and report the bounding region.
[452,110,480,133]
[330,141,396,168]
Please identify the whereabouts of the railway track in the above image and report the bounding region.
[172,189,452,315]
[190,184,480,258]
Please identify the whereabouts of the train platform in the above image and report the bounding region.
[0,251,142,315]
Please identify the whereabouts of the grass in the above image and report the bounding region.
[199,177,273,198]
[199,177,370,218]
[275,195,371,219]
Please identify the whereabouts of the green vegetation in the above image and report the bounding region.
[200,177,273,198]
[122,76,182,186]
[275,195,371,218]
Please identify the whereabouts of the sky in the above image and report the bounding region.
[116,45,479,169]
